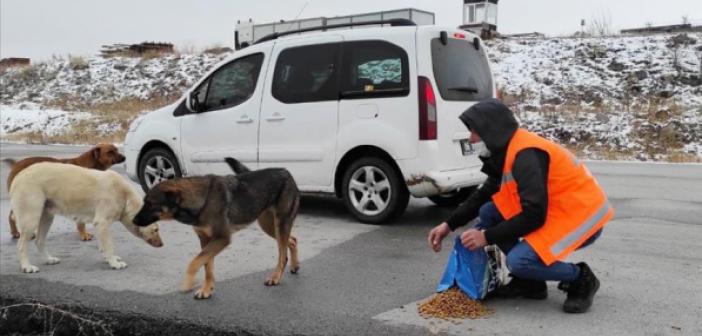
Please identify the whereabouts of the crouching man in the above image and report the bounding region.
[428,99,613,313]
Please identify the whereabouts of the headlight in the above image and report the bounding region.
[128,116,144,133]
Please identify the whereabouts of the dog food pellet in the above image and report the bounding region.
[417,287,493,320]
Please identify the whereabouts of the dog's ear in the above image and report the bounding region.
[91,146,101,161]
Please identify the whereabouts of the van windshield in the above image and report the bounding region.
[431,37,493,101]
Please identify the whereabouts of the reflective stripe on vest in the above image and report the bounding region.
[492,129,614,265]
[550,200,611,256]
[501,172,514,184]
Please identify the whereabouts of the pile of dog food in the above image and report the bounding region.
[417,287,493,320]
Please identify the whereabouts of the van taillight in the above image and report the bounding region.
[418,76,437,140]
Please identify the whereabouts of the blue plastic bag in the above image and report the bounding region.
[436,236,496,300]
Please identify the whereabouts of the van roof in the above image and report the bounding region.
[251,24,478,48]
[221,24,480,67]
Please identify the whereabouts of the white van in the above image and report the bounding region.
[124,19,496,223]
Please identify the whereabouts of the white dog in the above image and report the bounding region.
[9,162,163,273]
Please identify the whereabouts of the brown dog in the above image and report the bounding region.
[5,143,125,240]
[133,157,300,299]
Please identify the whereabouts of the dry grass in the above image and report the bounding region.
[68,55,89,70]
[504,89,687,119]
[46,94,179,119]
[564,142,700,163]
[6,95,180,145]
[88,95,179,120]
[14,64,40,82]
[0,302,114,336]
[667,151,702,163]
[5,121,127,145]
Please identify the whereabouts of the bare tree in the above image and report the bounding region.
[682,16,690,25]
[587,10,613,36]
[666,37,682,77]
[667,34,696,78]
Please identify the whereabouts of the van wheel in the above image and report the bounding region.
[138,147,182,192]
[428,187,477,207]
[341,157,409,224]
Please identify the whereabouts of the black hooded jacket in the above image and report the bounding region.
[445,99,550,245]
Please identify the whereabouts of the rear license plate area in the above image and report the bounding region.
[460,139,474,156]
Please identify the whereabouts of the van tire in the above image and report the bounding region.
[138,147,182,192]
[341,157,409,224]
[428,187,477,207]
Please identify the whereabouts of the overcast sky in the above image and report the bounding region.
[2,0,701,60]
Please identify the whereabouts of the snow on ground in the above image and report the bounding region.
[0,106,92,137]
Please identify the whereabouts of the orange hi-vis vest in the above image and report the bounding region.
[492,129,614,266]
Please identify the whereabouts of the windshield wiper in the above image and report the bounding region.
[448,86,479,93]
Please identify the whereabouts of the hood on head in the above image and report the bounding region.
[459,98,519,152]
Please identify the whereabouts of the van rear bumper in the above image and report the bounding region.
[405,168,486,197]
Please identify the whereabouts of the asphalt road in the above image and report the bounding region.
[1,143,701,336]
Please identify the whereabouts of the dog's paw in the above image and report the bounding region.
[80,232,94,241]
[107,256,127,270]
[194,287,213,300]
[109,262,127,270]
[11,232,20,240]
[45,256,61,265]
[21,265,39,273]
[264,277,281,286]
[290,265,300,274]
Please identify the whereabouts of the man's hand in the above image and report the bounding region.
[460,229,487,251]
[428,222,451,252]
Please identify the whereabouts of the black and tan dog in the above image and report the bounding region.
[133,158,300,299]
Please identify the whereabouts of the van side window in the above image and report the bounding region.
[340,40,409,99]
[201,53,264,112]
[194,81,209,107]
[272,43,341,103]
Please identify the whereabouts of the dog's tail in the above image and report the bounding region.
[2,158,17,168]
[225,157,251,174]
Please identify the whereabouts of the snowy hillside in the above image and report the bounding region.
[485,33,701,110]
[0,53,227,109]
[484,33,702,161]
[0,33,700,161]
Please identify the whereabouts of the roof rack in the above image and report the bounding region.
[253,18,417,45]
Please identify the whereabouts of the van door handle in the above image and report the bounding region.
[266,113,285,121]
[237,115,253,124]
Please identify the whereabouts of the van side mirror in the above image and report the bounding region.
[188,91,205,113]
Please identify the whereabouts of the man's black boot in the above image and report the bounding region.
[494,276,547,300]
[562,262,600,313]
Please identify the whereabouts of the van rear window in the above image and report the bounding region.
[431,38,493,101]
